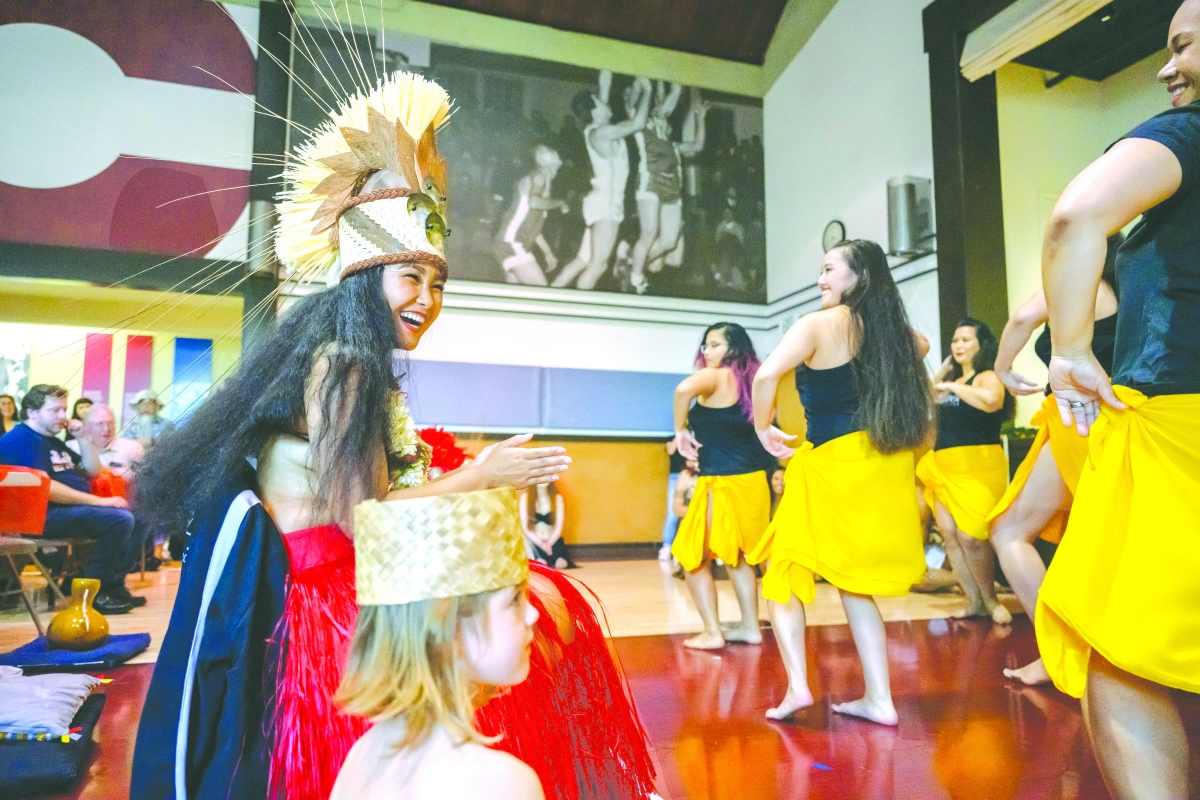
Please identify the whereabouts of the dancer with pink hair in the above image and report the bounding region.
[671,322,772,650]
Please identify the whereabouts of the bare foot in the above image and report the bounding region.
[766,686,814,720]
[990,603,1013,625]
[951,603,988,619]
[1004,658,1051,686]
[832,697,899,726]
[682,632,725,650]
[721,623,763,645]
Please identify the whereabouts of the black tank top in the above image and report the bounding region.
[688,402,770,477]
[934,373,1004,450]
[796,362,863,448]
[1034,314,1118,394]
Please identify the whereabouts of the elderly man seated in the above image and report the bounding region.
[0,385,144,614]
[67,404,144,480]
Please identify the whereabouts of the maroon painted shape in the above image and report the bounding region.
[0,157,247,258]
[0,0,255,94]
[109,167,221,257]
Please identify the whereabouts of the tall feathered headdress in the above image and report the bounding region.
[274,71,452,286]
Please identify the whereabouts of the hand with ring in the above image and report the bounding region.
[1047,353,1125,436]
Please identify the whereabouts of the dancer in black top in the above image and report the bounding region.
[987,234,1121,686]
[917,319,1014,625]
[671,322,771,650]
[1037,4,1200,795]
[750,240,931,724]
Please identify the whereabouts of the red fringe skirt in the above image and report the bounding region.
[269,526,656,800]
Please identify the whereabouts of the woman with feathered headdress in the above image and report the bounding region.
[130,72,654,800]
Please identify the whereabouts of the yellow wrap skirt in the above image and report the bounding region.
[986,394,1090,544]
[747,431,925,604]
[671,471,770,573]
[1036,388,1200,698]
[916,444,1008,540]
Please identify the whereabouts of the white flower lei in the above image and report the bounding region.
[388,391,430,489]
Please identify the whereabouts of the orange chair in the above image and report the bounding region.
[0,466,63,633]
[0,465,51,535]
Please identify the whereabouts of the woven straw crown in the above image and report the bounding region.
[354,488,528,606]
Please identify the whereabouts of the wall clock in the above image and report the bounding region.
[822,220,846,252]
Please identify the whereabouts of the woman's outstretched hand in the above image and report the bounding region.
[1047,354,1125,436]
[673,429,701,461]
[475,434,571,489]
[758,426,798,458]
[996,368,1043,396]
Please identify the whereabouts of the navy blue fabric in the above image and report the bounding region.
[42,505,138,589]
[934,374,1004,450]
[688,402,772,477]
[796,362,862,448]
[0,634,149,670]
[0,424,91,497]
[1110,102,1200,395]
[130,466,288,800]
[0,693,105,799]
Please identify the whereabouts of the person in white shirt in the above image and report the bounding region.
[68,404,144,479]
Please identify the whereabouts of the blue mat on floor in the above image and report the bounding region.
[0,634,150,673]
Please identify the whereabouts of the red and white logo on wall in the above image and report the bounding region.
[0,0,258,260]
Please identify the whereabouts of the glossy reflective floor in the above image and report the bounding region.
[9,562,1199,799]
[613,616,1200,800]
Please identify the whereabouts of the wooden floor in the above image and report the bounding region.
[0,559,1018,654]
[24,618,1200,800]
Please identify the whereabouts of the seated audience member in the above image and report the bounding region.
[67,404,144,479]
[0,394,17,434]
[126,390,170,448]
[0,384,144,614]
[64,397,93,442]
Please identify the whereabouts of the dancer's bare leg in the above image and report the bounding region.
[724,556,762,644]
[1084,652,1188,800]
[958,529,1011,624]
[682,563,723,649]
[765,593,813,719]
[991,444,1068,683]
[938,502,987,617]
[630,196,660,287]
[683,488,723,650]
[576,219,620,290]
[832,590,899,726]
[551,229,591,288]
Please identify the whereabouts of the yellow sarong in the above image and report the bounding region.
[1036,388,1200,698]
[747,431,925,604]
[916,444,1008,540]
[986,394,1089,544]
[671,472,770,573]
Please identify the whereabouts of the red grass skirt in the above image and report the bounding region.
[269,527,656,800]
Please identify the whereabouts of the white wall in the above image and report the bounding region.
[763,0,936,319]
[412,309,779,375]
[430,0,942,379]
[996,52,1170,423]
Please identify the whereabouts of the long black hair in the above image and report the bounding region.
[693,322,760,420]
[835,240,932,453]
[949,317,1016,420]
[133,266,400,534]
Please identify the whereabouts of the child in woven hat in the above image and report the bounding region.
[330,488,544,800]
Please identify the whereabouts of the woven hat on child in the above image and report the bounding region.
[354,487,528,605]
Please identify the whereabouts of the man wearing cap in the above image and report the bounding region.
[126,390,170,448]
